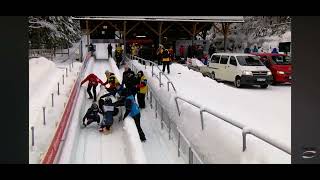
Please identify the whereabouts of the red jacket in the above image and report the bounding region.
[179,46,184,56]
[81,73,103,86]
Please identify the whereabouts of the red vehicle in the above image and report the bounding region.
[251,53,292,84]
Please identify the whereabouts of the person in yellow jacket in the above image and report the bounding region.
[136,71,148,109]
[103,70,120,92]
[161,48,171,74]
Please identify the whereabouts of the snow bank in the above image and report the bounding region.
[109,58,146,164]
[109,58,123,83]
[130,60,290,164]
[122,117,147,164]
[191,58,204,67]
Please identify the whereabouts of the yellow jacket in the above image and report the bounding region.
[161,49,170,62]
[138,75,148,94]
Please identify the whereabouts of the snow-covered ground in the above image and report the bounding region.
[29,56,82,164]
[130,60,291,163]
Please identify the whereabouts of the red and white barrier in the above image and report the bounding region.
[41,53,92,164]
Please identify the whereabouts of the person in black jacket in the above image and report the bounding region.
[82,103,102,127]
[122,66,138,96]
[108,43,113,58]
[99,97,117,134]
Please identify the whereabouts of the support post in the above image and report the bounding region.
[51,93,54,107]
[42,107,46,125]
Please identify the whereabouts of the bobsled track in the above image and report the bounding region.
[41,45,291,164]
[41,52,186,164]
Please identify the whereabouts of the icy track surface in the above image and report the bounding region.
[64,56,185,164]
[72,59,127,164]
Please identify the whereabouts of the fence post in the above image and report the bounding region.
[168,118,171,140]
[69,64,71,72]
[178,132,181,157]
[150,91,153,109]
[66,68,68,77]
[31,126,35,147]
[159,72,162,87]
[43,107,46,125]
[167,82,170,92]
[175,97,181,116]
[242,131,247,152]
[57,83,60,95]
[161,106,164,130]
[155,100,158,119]
[189,147,193,164]
[200,110,204,130]
[51,93,54,107]
[152,65,154,77]
[62,74,64,85]
[146,90,148,100]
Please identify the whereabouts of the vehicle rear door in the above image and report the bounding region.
[225,56,238,81]
[218,55,230,80]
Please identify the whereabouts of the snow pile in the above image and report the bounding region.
[29,56,83,163]
[191,58,205,67]
[130,60,290,163]
[123,117,147,164]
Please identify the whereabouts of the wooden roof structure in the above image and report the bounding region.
[72,16,244,54]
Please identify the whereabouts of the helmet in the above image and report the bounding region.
[104,97,112,104]
[91,103,98,109]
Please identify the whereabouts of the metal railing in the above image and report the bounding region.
[127,55,177,92]
[29,49,55,60]
[127,54,291,162]
[147,84,204,164]
[174,96,291,155]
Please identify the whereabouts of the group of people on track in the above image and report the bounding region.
[80,62,147,142]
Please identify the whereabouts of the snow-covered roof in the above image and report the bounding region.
[213,53,256,56]
[72,16,244,23]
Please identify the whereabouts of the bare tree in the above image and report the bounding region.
[213,22,232,52]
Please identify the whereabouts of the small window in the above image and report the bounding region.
[229,56,237,66]
[211,55,220,63]
[220,56,229,64]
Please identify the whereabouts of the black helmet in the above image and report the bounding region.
[91,103,98,109]
[104,97,112,104]
[138,71,144,76]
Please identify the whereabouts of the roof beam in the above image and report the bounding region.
[89,21,104,34]
[161,23,174,35]
[72,16,245,23]
[195,23,210,36]
[177,22,193,36]
[126,22,141,36]
[106,21,121,32]
[142,21,159,36]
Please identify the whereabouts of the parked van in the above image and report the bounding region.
[251,53,292,84]
[200,53,273,88]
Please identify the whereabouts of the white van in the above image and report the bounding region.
[200,53,273,88]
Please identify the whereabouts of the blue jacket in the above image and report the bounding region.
[125,95,140,117]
